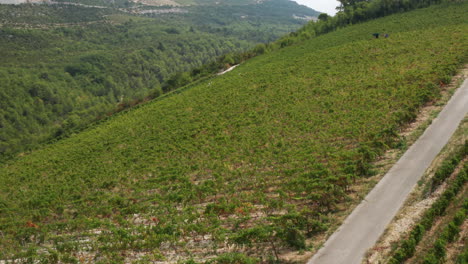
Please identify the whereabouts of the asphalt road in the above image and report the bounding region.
[308,79,468,264]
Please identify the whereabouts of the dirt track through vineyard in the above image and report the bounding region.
[308,78,468,264]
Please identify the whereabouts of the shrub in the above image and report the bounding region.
[209,253,258,264]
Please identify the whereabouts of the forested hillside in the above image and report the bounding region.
[0,2,466,262]
[0,0,318,158]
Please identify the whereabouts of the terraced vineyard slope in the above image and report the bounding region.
[387,140,467,264]
[0,2,467,262]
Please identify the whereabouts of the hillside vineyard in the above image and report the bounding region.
[0,1,467,263]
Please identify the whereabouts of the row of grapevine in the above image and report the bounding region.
[420,201,466,264]
[389,145,467,263]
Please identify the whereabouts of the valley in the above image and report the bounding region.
[0,0,318,159]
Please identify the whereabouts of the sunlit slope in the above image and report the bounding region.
[1,2,467,260]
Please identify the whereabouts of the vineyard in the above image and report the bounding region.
[0,0,316,158]
[388,140,467,264]
[0,2,467,262]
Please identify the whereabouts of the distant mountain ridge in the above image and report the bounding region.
[0,0,317,10]
[0,0,319,20]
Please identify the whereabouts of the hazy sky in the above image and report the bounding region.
[292,0,340,15]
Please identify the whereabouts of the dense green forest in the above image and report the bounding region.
[0,2,466,262]
[0,0,318,159]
